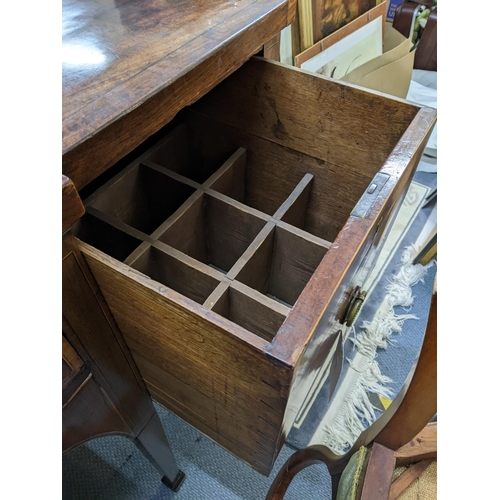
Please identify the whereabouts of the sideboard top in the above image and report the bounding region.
[62,0,295,190]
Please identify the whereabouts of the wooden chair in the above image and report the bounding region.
[266,284,437,500]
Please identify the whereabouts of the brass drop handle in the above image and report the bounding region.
[345,289,366,327]
[337,286,367,327]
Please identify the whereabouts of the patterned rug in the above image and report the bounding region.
[285,170,437,452]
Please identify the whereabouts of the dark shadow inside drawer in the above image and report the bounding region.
[72,212,142,262]
[141,122,226,184]
[89,163,196,235]
[130,245,220,305]
[156,192,267,274]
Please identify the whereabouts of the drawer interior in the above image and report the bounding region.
[74,132,332,342]
[74,56,420,343]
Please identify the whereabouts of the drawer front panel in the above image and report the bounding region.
[279,146,424,439]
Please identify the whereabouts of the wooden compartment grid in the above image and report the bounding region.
[77,125,337,342]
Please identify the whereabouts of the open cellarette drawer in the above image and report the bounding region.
[73,57,436,476]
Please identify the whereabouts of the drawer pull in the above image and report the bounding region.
[337,286,367,327]
[345,289,366,327]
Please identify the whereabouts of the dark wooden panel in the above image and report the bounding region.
[215,282,290,342]
[203,148,247,203]
[273,173,314,230]
[62,235,152,432]
[130,245,220,305]
[394,422,437,466]
[89,163,196,235]
[62,374,131,452]
[360,443,396,500]
[182,109,388,241]
[62,175,85,233]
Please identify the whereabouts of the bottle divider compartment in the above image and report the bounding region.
[204,281,290,342]
[78,132,343,341]
[72,212,143,262]
[157,191,268,274]
[128,245,221,305]
[142,123,221,184]
[272,173,314,230]
[232,225,329,307]
[89,162,197,235]
[203,148,247,203]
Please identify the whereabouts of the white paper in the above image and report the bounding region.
[301,16,383,79]
[406,70,437,160]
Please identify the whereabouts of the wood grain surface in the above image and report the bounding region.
[80,240,293,475]
[394,421,437,466]
[360,443,396,500]
[62,0,297,190]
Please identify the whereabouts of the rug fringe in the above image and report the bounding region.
[322,247,432,454]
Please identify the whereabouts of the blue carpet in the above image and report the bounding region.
[62,402,332,499]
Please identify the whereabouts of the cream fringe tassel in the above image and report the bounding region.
[323,247,433,454]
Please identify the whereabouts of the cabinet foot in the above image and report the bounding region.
[161,470,186,492]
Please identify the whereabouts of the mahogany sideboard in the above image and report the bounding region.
[62,0,436,478]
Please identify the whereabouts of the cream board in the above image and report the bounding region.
[300,15,383,79]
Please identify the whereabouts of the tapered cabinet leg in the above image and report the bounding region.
[133,412,186,491]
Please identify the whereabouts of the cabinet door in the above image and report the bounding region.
[62,233,154,444]
[62,335,89,407]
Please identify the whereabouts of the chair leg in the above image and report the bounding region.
[266,445,346,500]
[266,458,296,500]
[331,472,342,499]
